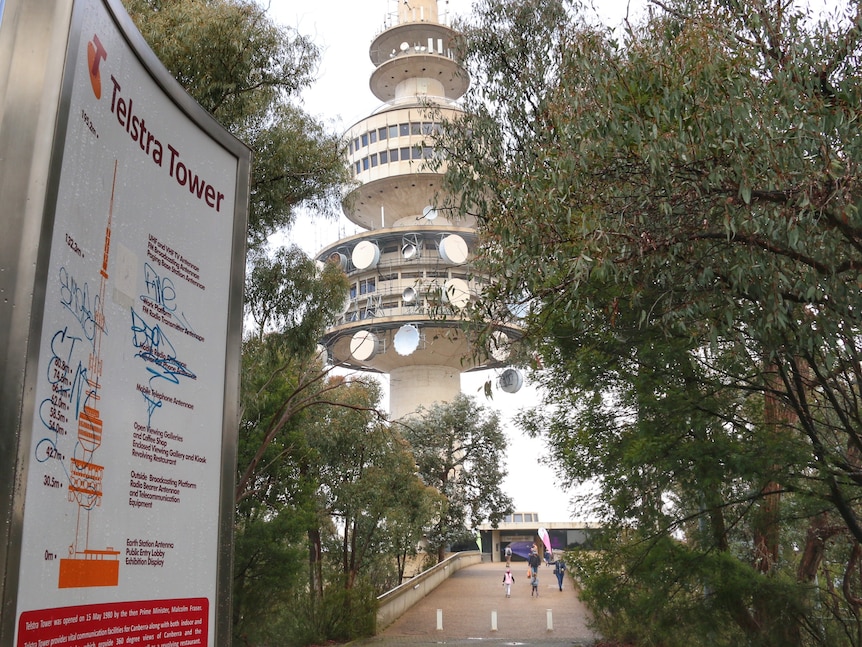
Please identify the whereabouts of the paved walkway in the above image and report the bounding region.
[352,561,600,646]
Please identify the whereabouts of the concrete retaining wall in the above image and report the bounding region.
[376,551,482,631]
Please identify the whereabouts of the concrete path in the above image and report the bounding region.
[352,561,600,646]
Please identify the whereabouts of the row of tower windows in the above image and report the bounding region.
[350,121,443,155]
[353,146,437,175]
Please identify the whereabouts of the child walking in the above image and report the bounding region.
[531,573,539,597]
[502,568,515,598]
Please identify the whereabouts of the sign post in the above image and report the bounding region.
[0,1,250,646]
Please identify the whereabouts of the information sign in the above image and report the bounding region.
[9,1,249,646]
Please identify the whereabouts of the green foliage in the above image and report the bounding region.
[244,244,348,345]
[251,581,377,647]
[403,394,514,561]
[572,535,812,647]
[442,0,862,644]
[305,380,441,591]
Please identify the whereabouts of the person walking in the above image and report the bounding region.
[502,567,515,598]
[530,572,539,597]
[504,544,512,567]
[554,559,566,591]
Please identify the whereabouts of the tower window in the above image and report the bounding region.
[411,123,422,136]
[362,157,369,170]
[399,123,410,137]
[400,147,411,160]
[378,127,388,140]
[389,148,399,162]
[389,125,399,138]
[369,130,377,144]
[370,153,378,167]
[380,150,388,164]
[361,133,368,147]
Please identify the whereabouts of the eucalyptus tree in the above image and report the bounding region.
[437,0,862,643]
[403,394,513,563]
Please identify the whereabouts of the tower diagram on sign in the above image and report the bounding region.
[58,160,121,588]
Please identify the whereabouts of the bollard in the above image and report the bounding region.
[491,610,497,631]
[546,609,553,631]
[436,608,443,630]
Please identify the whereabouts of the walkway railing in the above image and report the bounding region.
[376,551,483,631]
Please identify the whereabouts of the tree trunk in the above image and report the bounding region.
[308,527,323,599]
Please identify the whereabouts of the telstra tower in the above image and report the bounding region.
[317,0,521,420]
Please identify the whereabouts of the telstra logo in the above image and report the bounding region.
[87,34,107,99]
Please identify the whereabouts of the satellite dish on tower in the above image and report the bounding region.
[328,251,347,269]
[490,331,511,361]
[422,205,438,221]
[352,241,380,270]
[402,286,417,304]
[393,324,420,355]
[498,368,523,393]
[341,293,353,313]
[439,234,468,264]
[350,330,379,361]
[443,278,470,309]
[507,294,530,319]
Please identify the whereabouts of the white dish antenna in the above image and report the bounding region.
[443,278,470,309]
[490,331,511,361]
[341,293,353,313]
[422,205,438,221]
[402,286,417,304]
[498,368,523,393]
[439,234,468,264]
[352,241,380,270]
[507,297,529,319]
[393,324,420,356]
[328,251,347,269]
[402,242,418,259]
[350,330,379,361]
